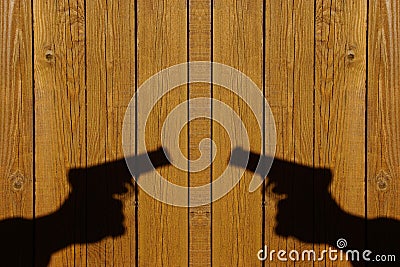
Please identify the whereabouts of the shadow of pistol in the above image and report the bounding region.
[68,147,171,197]
[230,147,332,196]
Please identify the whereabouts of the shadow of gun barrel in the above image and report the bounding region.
[68,147,170,195]
[230,147,332,195]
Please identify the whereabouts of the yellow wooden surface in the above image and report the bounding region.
[0,0,33,222]
[265,0,315,266]
[34,0,86,265]
[315,1,367,266]
[1,0,400,266]
[368,0,400,252]
[212,0,263,266]
[138,1,188,266]
[188,0,212,266]
[86,0,136,265]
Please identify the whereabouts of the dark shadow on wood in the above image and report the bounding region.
[0,148,170,267]
[231,147,399,266]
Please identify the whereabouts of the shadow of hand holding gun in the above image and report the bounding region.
[0,148,170,267]
[1,146,398,266]
[231,147,399,266]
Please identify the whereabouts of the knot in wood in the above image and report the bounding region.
[45,50,54,61]
[376,170,390,191]
[10,171,25,191]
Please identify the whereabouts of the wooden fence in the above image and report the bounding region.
[1,0,399,266]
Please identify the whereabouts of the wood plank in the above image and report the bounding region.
[104,1,137,265]
[292,5,315,256]
[85,0,108,263]
[212,0,263,265]
[137,0,188,266]
[33,0,86,265]
[264,0,315,265]
[264,1,296,265]
[86,0,136,265]
[367,0,400,257]
[0,0,33,218]
[315,0,366,266]
[5,1,400,266]
[0,0,33,264]
[188,0,212,266]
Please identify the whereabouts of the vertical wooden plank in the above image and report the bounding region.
[0,0,33,218]
[212,0,263,266]
[85,0,108,263]
[0,0,33,263]
[137,0,188,266]
[287,0,315,264]
[368,0,400,254]
[105,0,137,265]
[86,0,136,265]
[264,0,315,265]
[104,0,137,265]
[315,0,366,265]
[34,0,86,265]
[188,0,212,266]
[264,0,296,265]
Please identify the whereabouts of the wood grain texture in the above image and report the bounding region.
[315,0,367,213]
[264,1,295,265]
[104,1,136,265]
[137,0,188,266]
[188,0,212,266]
[315,0,366,266]
[86,0,136,265]
[213,0,263,265]
[264,0,315,265]
[367,0,400,244]
[0,0,33,220]
[2,0,400,266]
[34,0,86,265]
[0,0,33,265]
[86,0,109,261]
